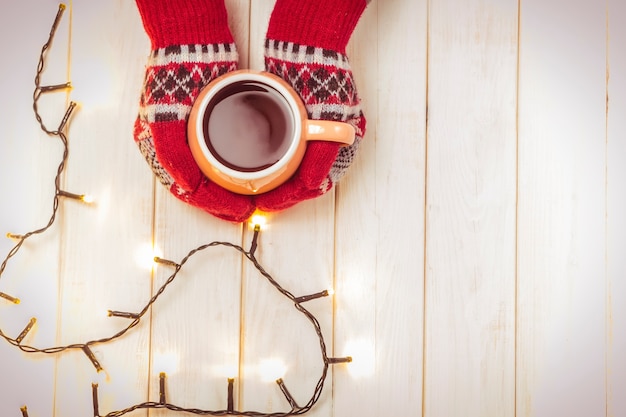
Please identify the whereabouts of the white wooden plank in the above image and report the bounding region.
[0,1,69,415]
[238,2,337,415]
[517,0,607,415]
[368,0,428,413]
[149,0,250,414]
[334,0,427,415]
[53,1,154,416]
[425,0,518,416]
[607,0,626,415]
[333,3,380,414]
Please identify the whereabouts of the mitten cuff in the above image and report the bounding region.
[135,0,234,49]
[266,0,368,53]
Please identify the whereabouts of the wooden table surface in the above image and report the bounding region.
[1,1,625,416]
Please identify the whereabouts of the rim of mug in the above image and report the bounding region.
[191,70,301,181]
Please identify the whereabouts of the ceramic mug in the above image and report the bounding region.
[188,70,355,195]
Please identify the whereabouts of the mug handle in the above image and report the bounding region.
[304,120,355,146]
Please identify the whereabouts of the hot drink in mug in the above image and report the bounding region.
[188,70,355,195]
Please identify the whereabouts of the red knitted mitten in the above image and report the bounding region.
[255,0,368,212]
[133,0,255,222]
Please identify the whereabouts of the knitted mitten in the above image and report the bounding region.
[255,0,368,212]
[133,0,255,222]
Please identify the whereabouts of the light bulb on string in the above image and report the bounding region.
[227,377,235,412]
[294,288,333,304]
[82,345,104,372]
[39,81,72,93]
[15,318,37,344]
[81,194,95,204]
[250,211,268,231]
[248,211,268,256]
[276,378,300,411]
[135,242,162,271]
[5,233,24,241]
[0,291,20,304]
[92,382,100,417]
[159,372,167,405]
[107,309,139,320]
[57,190,95,204]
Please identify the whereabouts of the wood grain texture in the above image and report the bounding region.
[517,0,607,416]
[424,0,518,416]
[607,1,626,415]
[335,0,428,416]
[54,1,154,416]
[372,0,428,412]
[333,2,380,415]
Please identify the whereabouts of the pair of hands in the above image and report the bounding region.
[134,0,367,223]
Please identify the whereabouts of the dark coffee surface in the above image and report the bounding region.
[203,82,293,172]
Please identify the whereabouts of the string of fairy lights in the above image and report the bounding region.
[1,4,351,417]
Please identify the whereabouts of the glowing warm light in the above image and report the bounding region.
[154,351,179,375]
[343,339,375,378]
[326,287,335,296]
[258,358,287,382]
[81,194,95,204]
[250,211,268,230]
[135,243,161,270]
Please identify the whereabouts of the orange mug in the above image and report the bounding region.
[188,70,355,195]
